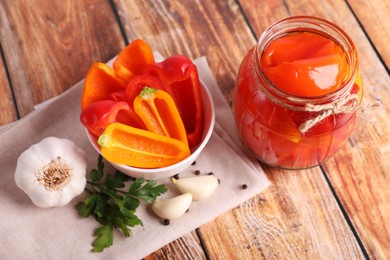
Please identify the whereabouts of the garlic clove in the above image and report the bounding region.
[172,175,219,201]
[151,193,192,220]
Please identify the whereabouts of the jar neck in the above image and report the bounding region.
[253,16,359,109]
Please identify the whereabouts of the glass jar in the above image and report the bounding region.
[233,16,363,169]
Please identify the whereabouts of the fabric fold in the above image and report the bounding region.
[0,56,269,259]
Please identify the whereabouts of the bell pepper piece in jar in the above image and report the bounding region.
[261,32,349,97]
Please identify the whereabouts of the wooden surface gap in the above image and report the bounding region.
[345,0,390,74]
[0,41,21,120]
[281,0,292,16]
[108,0,129,46]
[320,165,370,259]
[235,0,258,41]
[196,228,211,260]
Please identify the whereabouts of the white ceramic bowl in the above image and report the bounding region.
[86,81,215,180]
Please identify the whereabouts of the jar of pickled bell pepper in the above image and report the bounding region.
[233,16,363,169]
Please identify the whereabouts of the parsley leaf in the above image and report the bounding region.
[128,179,168,203]
[92,225,113,252]
[76,193,97,218]
[76,155,168,252]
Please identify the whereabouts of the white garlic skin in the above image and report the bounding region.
[14,137,87,208]
[172,175,219,201]
[151,193,192,220]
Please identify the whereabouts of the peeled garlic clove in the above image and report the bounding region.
[151,193,192,220]
[172,175,218,201]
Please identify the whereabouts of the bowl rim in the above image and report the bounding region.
[86,79,215,175]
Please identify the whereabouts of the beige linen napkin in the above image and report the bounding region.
[0,56,269,259]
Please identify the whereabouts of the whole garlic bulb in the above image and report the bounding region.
[14,137,87,208]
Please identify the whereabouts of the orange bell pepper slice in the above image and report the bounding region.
[261,32,349,97]
[81,62,127,110]
[98,122,190,168]
[113,39,155,82]
[134,87,188,146]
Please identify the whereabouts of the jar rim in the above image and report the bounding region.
[254,15,359,107]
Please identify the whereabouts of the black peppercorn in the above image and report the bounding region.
[242,184,248,189]
[163,219,170,225]
[191,161,196,166]
[194,170,200,175]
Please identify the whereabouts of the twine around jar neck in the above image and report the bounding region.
[298,94,380,133]
[298,94,380,134]
[299,93,359,133]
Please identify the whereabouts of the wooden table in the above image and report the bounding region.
[1,0,389,259]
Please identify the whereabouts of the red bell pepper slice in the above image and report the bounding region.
[109,91,127,101]
[124,74,166,105]
[80,100,145,138]
[143,55,204,148]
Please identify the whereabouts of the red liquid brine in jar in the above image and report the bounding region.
[233,16,363,169]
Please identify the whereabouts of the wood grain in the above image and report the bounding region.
[0,50,17,125]
[0,0,125,117]
[144,231,207,260]
[114,0,365,258]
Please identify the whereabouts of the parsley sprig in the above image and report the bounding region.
[76,155,167,252]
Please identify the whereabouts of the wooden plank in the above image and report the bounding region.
[242,0,390,258]
[114,0,365,258]
[238,0,289,35]
[348,0,390,71]
[0,0,126,117]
